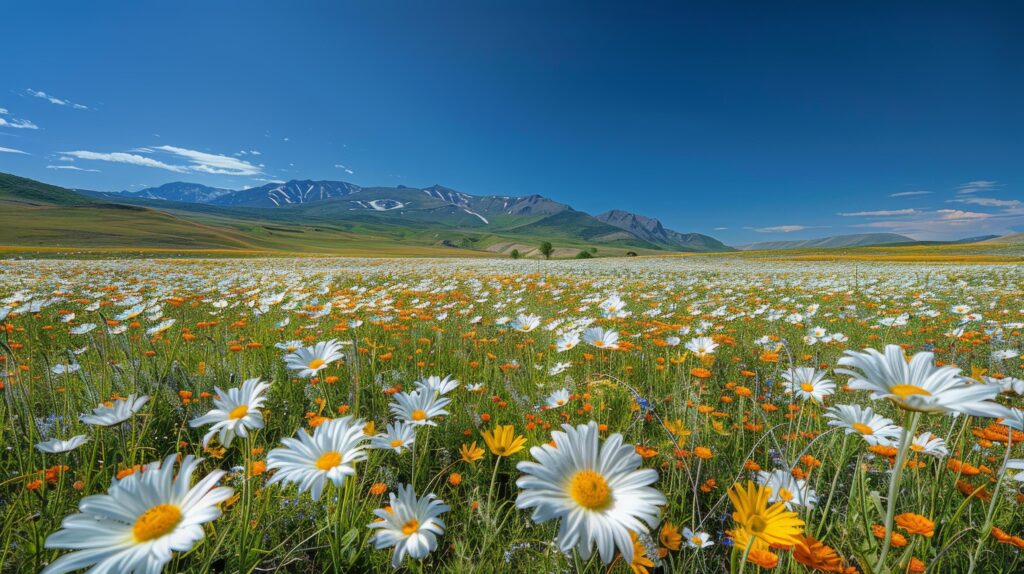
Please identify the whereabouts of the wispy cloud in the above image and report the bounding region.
[0,146,28,154]
[890,190,931,197]
[26,89,89,110]
[714,227,728,230]
[63,145,263,177]
[937,209,992,220]
[154,145,262,176]
[957,180,998,194]
[334,164,354,174]
[0,108,39,130]
[47,165,99,172]
[837,208,917,217]
[63,150,190,173]
[949,196,1022,209]
[753,225,808,233]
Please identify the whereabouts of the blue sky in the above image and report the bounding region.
[1,1,1021,243]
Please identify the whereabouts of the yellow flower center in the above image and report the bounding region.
[889,384,932,399]
[594,340,605,347]
[287,346,298,352]
[411,409,427,421]
[556,399,565,405]
[800,383,815,392]
[390,439,405,448]
[308,358,326,370]
[401,519,420,535]
[316,451,342,470]
[132,504,182,542]
[691,536,703,545]
[748,515,768,534]
[569,470,612,510]
[228,404,248,419]
[852,423,875,435]
[911,444,923,452]
[778,487,793,502]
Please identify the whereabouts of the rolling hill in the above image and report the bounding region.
[596,210,734,251]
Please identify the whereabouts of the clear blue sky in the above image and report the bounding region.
[2,1,1021,243]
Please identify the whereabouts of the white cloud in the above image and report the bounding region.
[26,89,89,110]
[714,227,728,230]
[937,209,992,220]
[837,209,917,217]
[753,225,807,233]
[0,146,28,154]
[0,109,39,130]
[153,145,262,176]
[47,165,99,172]
[63,150,190,173]
[957,180,998,194]
[950,196,1022,209]
[334,164,354,174]
[890,191,931,197]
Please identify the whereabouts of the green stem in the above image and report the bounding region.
[876,410,921,570]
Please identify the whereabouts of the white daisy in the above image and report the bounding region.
[284,339,346,378]
[189,378,269,448]
[370,421,417,454]
[389,390,450,427]
[549,361,572,375]
[781,367,835,404]
[824,404,902,446]
[682,527,713,549]
[837,345,1008,418]
[36,435,90,454]
[41,455,232,574]
[510,314,541,332]
[414,375,459,396]
[266,416,369,501]
[368,484,450,568]
[275,340,304,353]
[910,431,949,458]
[755,469,818,509]
[582,327,619,350]
[80,395,149,427]
[515,421,666,564]
[545,388,571,409]
[556,332,581,352]
[684,336,718,358]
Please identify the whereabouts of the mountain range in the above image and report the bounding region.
[6,173,727,256]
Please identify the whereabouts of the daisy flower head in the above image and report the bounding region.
[545,388,571,409]
[755,469,818,509]
[266,415,369,500]
[782,367,835,404]
[284,339,345,378]
[515,421,666,563]
[510,314,541,333]
[414,375,459,396]
[837,345,1008,417]
[556,332,581,352]
[598,295,625,316]
[189,377,269,448]
[482,425,527,457]
[685,336,718,358]
[41,454,232,574]
[389,390,450,427]
[727,481,804,548]
[824,404,902,446]
[80,394,149,427]
[682,527,713,549]
[371,421,417,454]
[910,432,949,458]
[275,340,304,353]
[36,435,89,454]
[368,484,450,568]
[583,327,619,350]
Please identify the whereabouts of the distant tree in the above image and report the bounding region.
[626,251,638,257]
[509,248,520,259]
[539,241,553,260]
[575,250,593,259]
[589,247,598,253]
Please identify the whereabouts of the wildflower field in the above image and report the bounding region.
[2,256,1023,573]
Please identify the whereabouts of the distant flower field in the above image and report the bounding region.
[1,256,1023,573]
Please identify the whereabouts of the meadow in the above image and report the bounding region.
[1,255,1022,573]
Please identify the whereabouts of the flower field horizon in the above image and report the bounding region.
[2,256,1023,573]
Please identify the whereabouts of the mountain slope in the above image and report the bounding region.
[983,232,1024,245]
[740,233,914,251]
[596,210,733,252]
[130,181,232,203]
[210,180,362,207]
